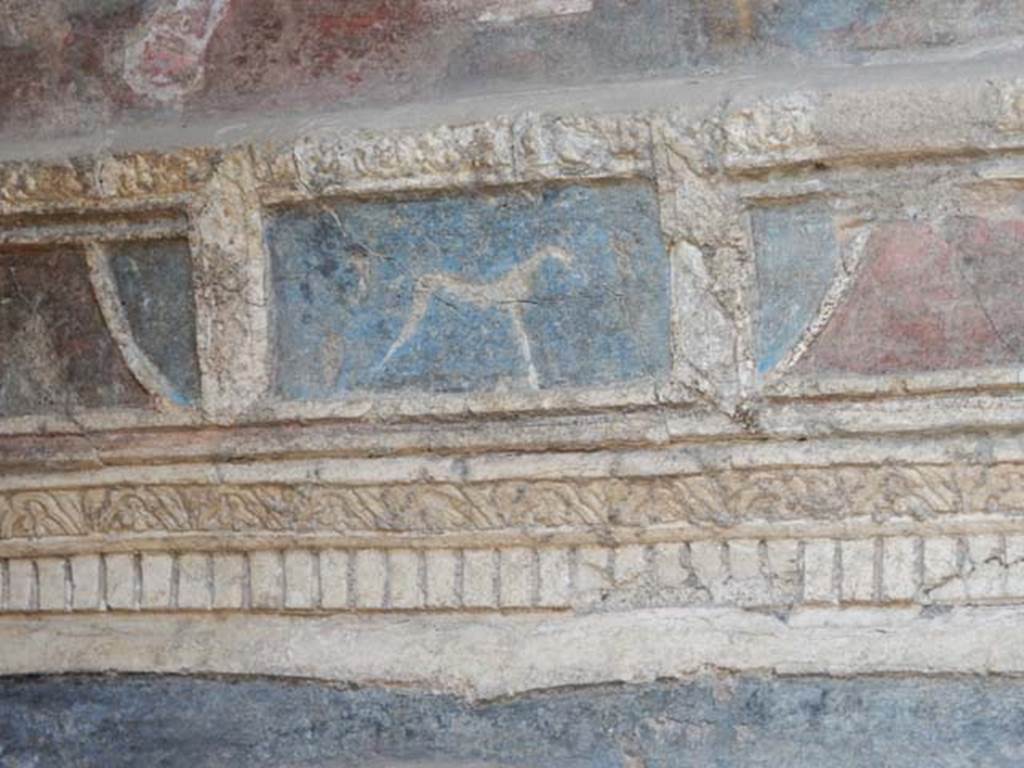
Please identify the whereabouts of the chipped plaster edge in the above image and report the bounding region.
[2,605,1022,700]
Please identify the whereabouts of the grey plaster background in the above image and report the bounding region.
[1,674,1021,767]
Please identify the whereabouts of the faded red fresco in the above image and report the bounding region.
[802,218,1024,375]
[195,0,441,115]
[3,1,1024,141]
[124,0,232,102]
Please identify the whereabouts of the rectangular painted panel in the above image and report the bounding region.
[267,182,670,399]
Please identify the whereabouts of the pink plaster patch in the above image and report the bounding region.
[426,0,594,24]
[124,0,232,103]
[801,217,1024,375]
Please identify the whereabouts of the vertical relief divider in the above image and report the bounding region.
[650,113,748,414]
[189,148,271,421]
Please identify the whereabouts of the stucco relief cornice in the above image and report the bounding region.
[3,59,1024,608]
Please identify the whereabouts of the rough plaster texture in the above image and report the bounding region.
[5,1,1024,763]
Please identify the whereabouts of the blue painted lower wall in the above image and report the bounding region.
[2,674,1021,767]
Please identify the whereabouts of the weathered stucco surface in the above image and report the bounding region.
[4,1,1024,764]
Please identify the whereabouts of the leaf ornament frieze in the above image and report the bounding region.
[0,462,1021,547]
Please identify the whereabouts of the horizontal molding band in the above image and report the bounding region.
[3,514,1024,558]
[6,428,1024,492]
[4,389,1024,475]
[1,532,1020,614]
[3,604,1024,699]
[2,459,1024,544]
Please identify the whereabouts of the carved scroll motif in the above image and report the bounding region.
[0,462,1009,542]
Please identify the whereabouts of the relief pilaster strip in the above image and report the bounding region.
[70,555,102,611]
[387,549,424,610]
[140,553,174,610]
[318,550,349,610]
[424,549,459,609]
[35,558,68,612]
[189,149,271,419]
[178,552,213,610]
[283,549,317,610]
[353,550,387,609]
[212,553,246,610]
[652,113,751,411]
[462,549,498,609]
[249,551,283,610]
[6,559,36,612]
[103,554,137,611]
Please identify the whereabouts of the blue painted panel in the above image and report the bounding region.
[109,239,200,405]
[267,182,670,399]
[752,203,839,374]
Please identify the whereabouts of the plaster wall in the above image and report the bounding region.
[3,2,1024,765]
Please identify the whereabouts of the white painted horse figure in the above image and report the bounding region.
[380,245,575,388]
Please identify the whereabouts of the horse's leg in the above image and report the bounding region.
[509,304,540,389]
[380,279,438,366]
